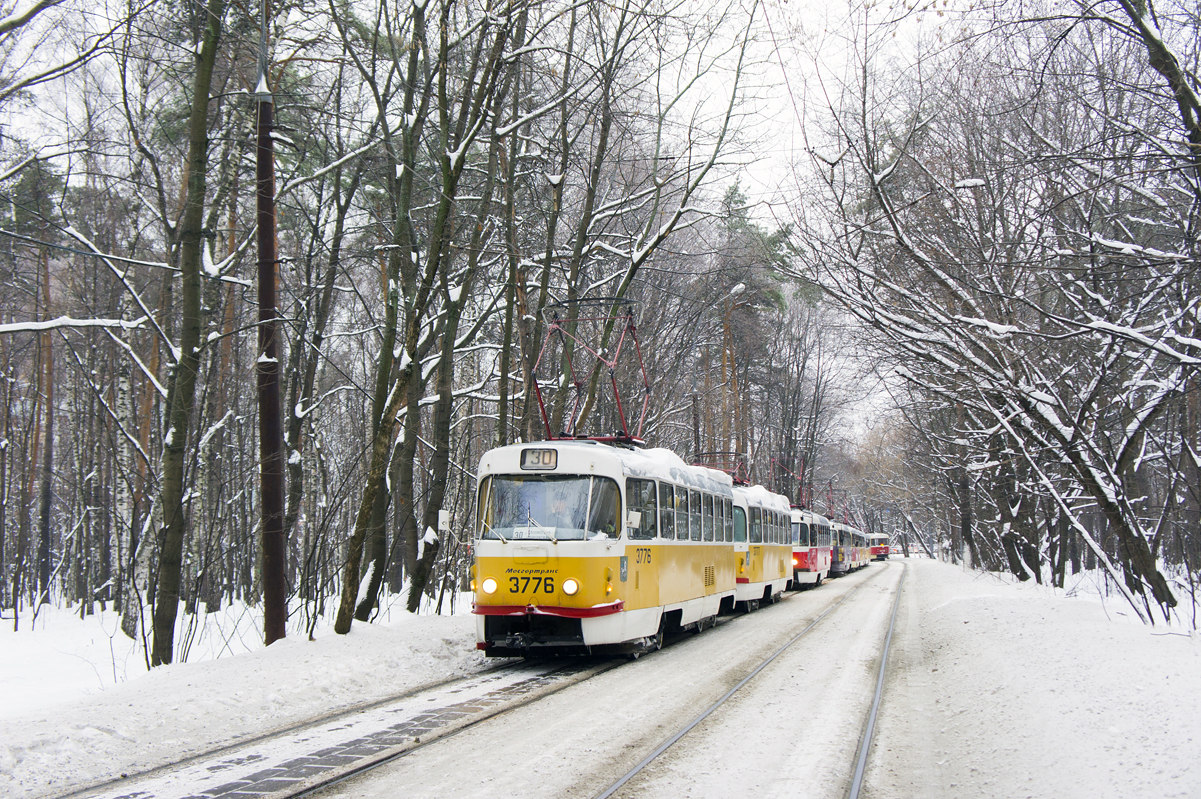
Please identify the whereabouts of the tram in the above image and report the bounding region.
[731,484,793,610]
[830,521,867,576]
[868,532,891,561]
[850,528,870,569]
[790,506,832,588]
[471,440,737,656]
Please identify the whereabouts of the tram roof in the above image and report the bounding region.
[733,483,792,513]
[791,507,831,525]
[478,440,734,495]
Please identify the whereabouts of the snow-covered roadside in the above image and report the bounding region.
[868,560,1201,799]
[0,607,488,797]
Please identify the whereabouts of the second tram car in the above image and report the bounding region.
[731,484,793,610]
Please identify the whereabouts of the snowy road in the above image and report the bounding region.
[317,563,902,799]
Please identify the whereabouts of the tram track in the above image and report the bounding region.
[591,561,905,799]
[64,658,618,799]
[287,588,820,798]
[284,657,626,798]
[847,562,906,799]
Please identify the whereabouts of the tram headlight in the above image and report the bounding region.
[481,577,498,595]
[562,578,580,596]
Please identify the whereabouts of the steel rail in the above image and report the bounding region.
[289,596,784,799]
[57,658,558,799]
[847,561,906,799]
[287,659,624,798]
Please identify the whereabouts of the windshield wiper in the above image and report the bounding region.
[481,520,507,543]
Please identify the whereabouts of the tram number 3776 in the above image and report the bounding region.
[509,576,555,594]
[635,548,652,564]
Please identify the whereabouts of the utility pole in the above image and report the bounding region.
[256,0,286,646]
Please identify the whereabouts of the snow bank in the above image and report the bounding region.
[0,604,486,797]
[869,560,1201,799]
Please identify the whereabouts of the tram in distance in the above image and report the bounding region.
[868,532,891,561]
[830,521,871,577]
[470,439,797,657]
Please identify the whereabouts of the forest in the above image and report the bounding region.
[0,0,1197,667]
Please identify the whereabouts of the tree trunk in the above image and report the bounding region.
[150,0,224,666]
[37,246,53,605]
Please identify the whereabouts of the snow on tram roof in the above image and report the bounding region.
[479,440,734,494]
[734,482,791,512]
[617,445,734,493]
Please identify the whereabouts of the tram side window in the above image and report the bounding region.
[689,490,702,541]
[675,486,689,539]
[587,478,620,538]
[702,494,715,542]
[750,507,762,544]
[658,483,675,540]
[733,505,746,543]
[723,498,733,541]
[626,478,657,540]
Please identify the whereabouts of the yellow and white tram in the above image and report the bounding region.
[471,440,737,656]
[731,484,793,610]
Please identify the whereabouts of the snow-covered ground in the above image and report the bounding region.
[0,598,490,797]
[868,561,1201,799]
[1,560,1198,798]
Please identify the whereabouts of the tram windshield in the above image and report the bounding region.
[477,475,619,541]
